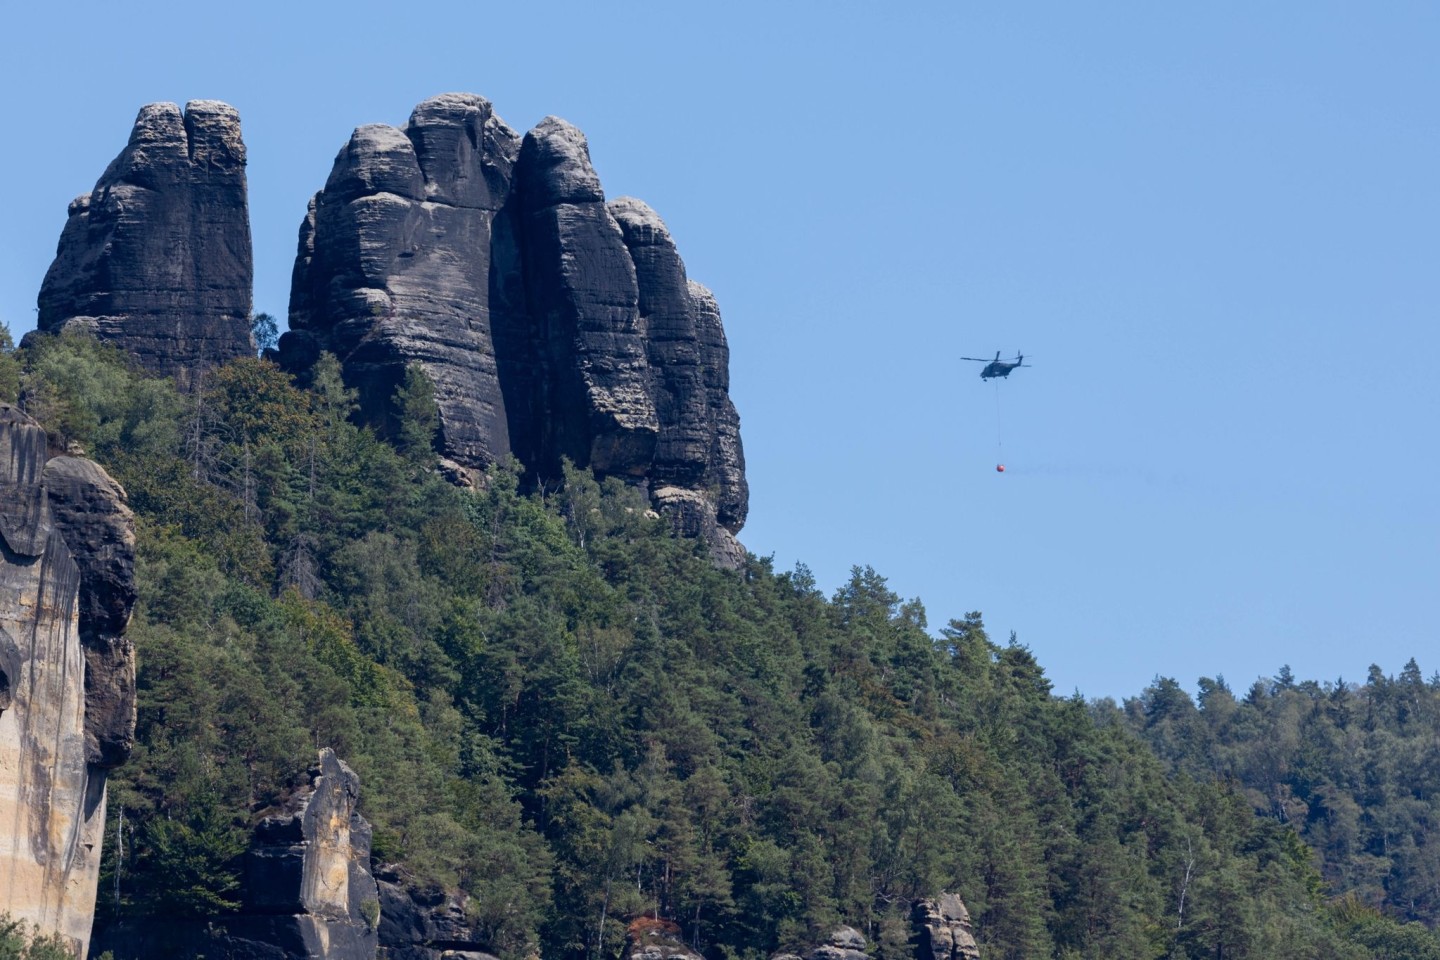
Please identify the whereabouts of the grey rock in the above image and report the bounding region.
[609,198,712,489]
[37,100,254,387]
[43,456,137,767]
[912,894,980,960]
[245,749,379,926]
[687,281,748,533]
[0,404,50,557]
[807,926,869,960]
[279,94,748,562]
[374,866,492,960]
[515,116,657,476]
[651,485,745,568]
[285,94,526,470]
[608,199,747,559]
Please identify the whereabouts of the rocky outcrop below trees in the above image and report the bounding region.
[280,94,746,565]
[912,895,980,960]
[622,918,703,960]
[92,749,381,960]
[0,403,136,958]
[36,100,254,387]
[374,868,497,960]
[772,908,980,960]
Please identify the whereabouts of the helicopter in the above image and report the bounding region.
[961,351,1031,380]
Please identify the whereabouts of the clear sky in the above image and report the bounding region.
[2,1,1435,701]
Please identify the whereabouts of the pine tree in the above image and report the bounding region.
[394,361,439,463]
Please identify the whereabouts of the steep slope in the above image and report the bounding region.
[7,337,1427,960]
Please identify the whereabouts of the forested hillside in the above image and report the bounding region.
[2,325,1437,959]
[1127,665,1440,934]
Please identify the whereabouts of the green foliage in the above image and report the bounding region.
[0,322,19,403]
[250,312,280,354]
[132,799,248,915]
[394,361,439,463]
[15,332,1429,959]
[1127,665,1440,940]
[0,916,75,960]
[14,328,162,451]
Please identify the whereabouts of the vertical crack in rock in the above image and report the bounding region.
[285,94,525,470]
[36,100,254,388]
[514,117,657,477]
[279,95,748,565]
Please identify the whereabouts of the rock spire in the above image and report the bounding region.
[36,100,254,387]
[281,94,747,563]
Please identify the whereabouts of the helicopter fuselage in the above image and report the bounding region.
[963,352,1029,379]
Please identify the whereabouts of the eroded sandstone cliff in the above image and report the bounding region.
[280,94,746,564]
[36,100,254,387]
[0,403,136,957]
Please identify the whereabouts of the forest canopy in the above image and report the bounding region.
[4,322,1438,960]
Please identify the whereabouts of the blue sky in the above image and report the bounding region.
[2,1,1436,700]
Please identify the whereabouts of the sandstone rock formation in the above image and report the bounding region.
[622,917,703,960]
[93,749,380,960]
[375,867,497,960]
[36,100,254,387]
[280,94,746,564]
[0,403,137,958]
[513,117,658,478]
[771,902,981,960]
[912,895,980,960]
[807,925,870,960]
[285,94,526,467]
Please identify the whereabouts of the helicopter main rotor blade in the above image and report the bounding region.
[959,357,992,362]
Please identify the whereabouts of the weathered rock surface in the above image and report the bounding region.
[0,403,137,958]
[514,117,658,476]
[806,925,870,960]
[36,100,254,387]
[42,456,137,768]
[374,867,496,960]
[279,94,747,564]
[623,917,703,960]
[609,204,747,534]
[770,900,981,960]
[93,749,380,960]
[286,94,527,466]
[912,894,980,960]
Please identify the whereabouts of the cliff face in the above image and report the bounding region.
[35,92,747,561]
[285,94,525,468]
[280,94,746,564]
[36,100,254,387]
[0,404,137,957]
